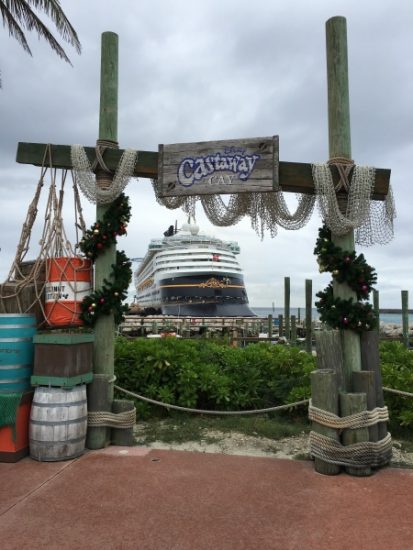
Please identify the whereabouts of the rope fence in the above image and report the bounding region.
[383,387,413,398]
[113,384,309,416]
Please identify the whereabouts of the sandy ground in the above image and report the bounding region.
[134,425,413,467]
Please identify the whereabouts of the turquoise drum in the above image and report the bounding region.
[0,314,36,393]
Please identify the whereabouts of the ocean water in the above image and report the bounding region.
[251,307,412,326]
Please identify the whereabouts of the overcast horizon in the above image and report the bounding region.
[0,0,411,309]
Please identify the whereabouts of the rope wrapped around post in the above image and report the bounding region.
[308,400,392,468]
[309,431,393,469]
[88,407,136,429]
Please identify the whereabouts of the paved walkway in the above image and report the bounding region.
[1,447,413,549]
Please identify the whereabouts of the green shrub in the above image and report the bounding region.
[114,338,316,419]
[380,341,413,432]
[114,337,413,433]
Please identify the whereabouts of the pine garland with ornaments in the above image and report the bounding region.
[79,193,131,261]
[79,193,132,326]
[314,224,378,332]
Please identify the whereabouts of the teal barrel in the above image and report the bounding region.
[0,314,36,393]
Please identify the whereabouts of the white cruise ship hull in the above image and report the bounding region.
[134,223,255,317]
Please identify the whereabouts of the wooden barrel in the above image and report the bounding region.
[0,314,36,393]
[29,385,87,461]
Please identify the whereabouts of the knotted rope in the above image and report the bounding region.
[327,157,355,193]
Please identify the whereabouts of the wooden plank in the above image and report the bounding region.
[158,136,279,196]
[16,142,391,199]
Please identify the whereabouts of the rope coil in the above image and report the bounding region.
[88,408,136,429]
[309,431,393,468]
[308,401,389,430]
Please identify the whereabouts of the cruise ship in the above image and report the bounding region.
[134,221,255,316]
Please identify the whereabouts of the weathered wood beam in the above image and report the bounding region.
[16,142,158,179]
[16,142,391,200]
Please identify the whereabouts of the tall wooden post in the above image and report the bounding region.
[305,279,312,353]
[401,290,409,348]
[87,32,119,449]
[326,17,361,388]
[373,289,380,325]
[284,276,290,341]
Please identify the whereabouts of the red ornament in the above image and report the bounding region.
[344,256,351,263]
[343,317,349,325]
[97,243,104,249]
[99,298,105,304]
[362,284,368,292]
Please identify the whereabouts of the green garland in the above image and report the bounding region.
[314,224,378,332]
[79,193,132,326]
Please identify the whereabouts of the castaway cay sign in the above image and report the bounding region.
[158,136,279,197]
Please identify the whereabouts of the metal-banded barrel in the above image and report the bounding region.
[29,385,87,461]
[0,314,36,393]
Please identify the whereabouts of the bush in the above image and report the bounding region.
[380,341,413,432]
[114,337,413,433]
[114,338,316,419]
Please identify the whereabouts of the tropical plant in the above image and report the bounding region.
[0,0,81,86]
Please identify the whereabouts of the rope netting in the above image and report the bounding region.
[152,159,396,245]
[0,146,90,326]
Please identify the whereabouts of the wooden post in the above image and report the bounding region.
[360,331,387,440]
[401,290,409,348]
[87,32,119,450]
[352,370,378,443]
[340,392,372,476]
[315,330,345,393]
[111,399,135,446]
[305,279,312,353]
[267,314,273,338]
[290,315,297,345]
[310,369,341,475]
[326,16,362,386]
[373,289,380,325]
[284,277,290,341]
[278,314,283,338]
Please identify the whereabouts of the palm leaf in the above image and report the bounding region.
[0,1,32,55]
[1,0,81,62]
[27,0,81,53]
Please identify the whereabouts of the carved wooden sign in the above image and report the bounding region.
[157,136,279,197]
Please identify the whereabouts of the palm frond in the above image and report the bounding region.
[5,0,75,64]
[27,0,81,53]
[0,1,32,55]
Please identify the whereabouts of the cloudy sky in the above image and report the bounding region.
[0,0,411,308]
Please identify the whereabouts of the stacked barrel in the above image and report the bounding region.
[29,332,94,461]
[0,314,36,462]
